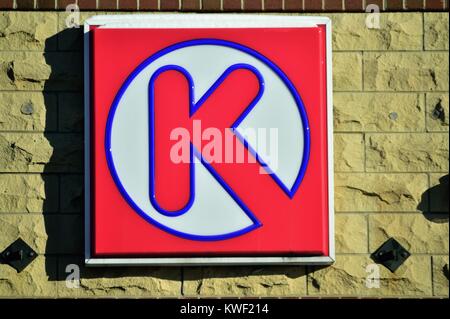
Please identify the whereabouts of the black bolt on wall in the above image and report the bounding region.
[371,237,411,273]
[0,238,38,273]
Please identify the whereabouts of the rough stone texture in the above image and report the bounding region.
[0,214,48,254]
[426,93,449,132]
[0,133,52,172]
[183,267,306,296]
[0,257,57,297]
[366,133,449,172]
[335,173,428,212]
[0,51,82,92]
[0,133,83,173]
[429,173,449,213]
[333,52,362,91]
[364,52,449,91]
[58,93,83,132]
[334,133,364,172]
[0,52,51,91]
[0,174,58,213]
[432,255,449,296]
[330,13,423,51]
[369,214,449,254]
[424,12,449,51]
[60,174,83,213]
[0,12,57,51]
[0,214,83,254]
[334,93,425,132]
[308,255,432,296]
[57,256,181,297]
[335,214,368,253]
[0,92,57,131]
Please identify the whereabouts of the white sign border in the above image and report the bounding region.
[84,14,334,266]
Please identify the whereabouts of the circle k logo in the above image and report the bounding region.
[106,39,310,241]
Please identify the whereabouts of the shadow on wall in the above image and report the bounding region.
[42,28,82,282]
[417,174,449,223]
[41,29,177,284]
[40,29,300,290]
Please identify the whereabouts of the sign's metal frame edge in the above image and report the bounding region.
[84,14,335,266]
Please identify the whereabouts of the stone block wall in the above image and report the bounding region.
[0,10,448,297]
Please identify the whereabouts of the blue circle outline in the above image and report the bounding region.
[105,38,311,241]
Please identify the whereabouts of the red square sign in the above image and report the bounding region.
[85,15,334,265]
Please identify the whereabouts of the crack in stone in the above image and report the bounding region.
[236,283,252,289]
[6,62,15,82]
[1,30,39,44]
[196,279,203,294]
[432,99,446,123]
[260,281,287,288]
[79,282,151,294]
[342,119,362,125]
[429,69,438,87]
[368,142,386,160]
[345,186,392,204]
[379,27,393,50]
[10,142,32,157]
[17,77,41,84]
[310,277,320,289]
